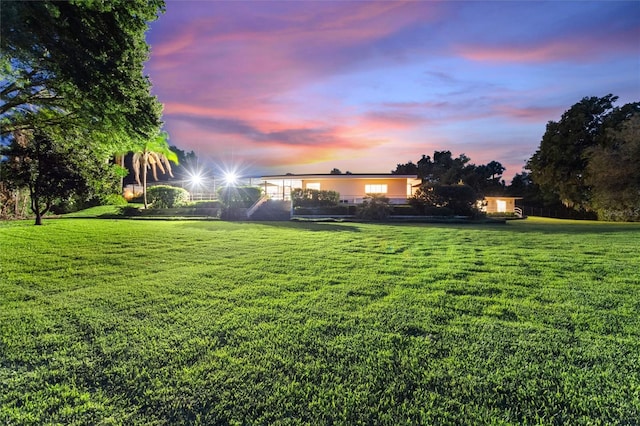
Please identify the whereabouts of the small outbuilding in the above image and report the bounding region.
[483,196,523,217]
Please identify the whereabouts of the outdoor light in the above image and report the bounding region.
[223,171,238,186]
[188,172,204,187]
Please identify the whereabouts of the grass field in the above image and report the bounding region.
[1,217,639,425]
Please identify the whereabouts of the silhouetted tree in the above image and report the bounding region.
[585,113,640,220]
[391,161,418,175]
[527,94,639,210]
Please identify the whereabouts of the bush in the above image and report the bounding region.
[357,194,393,220]
[291,188,340,208]
[120,206,142,216]
[596,207,640,222]
[147,185,190,208]
[487,212,517,218]
[391,205,454,216]
[410,184,480,216]
[391,205,421,216]
[217,186,262,209]
[422,206,454,216]
[192,200,223,209]
[294,205,355,216]
[102,193,128,206]
[217,186,262,221]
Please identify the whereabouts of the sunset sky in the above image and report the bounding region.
[145,1,640,179]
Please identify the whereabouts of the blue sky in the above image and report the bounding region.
[146,0,639,179]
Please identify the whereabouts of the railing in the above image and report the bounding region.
[246,195,270,218]
[514,206,523,218]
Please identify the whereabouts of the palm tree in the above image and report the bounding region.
[132,132,178,208]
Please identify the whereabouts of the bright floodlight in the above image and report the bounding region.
[189,173,203,186]
[223,171,238,186]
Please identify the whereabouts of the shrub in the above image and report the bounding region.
[291,188,340,208]
[147,185,190,208]
[217,186,262,221]
[294,205,355,216]
[193,200,223,209]
[422,206,454,216]
[357,194,393,220]
[102,193,128,206]
[596,207,640,222]
[410,183,480,216]
[120,205,142,216]
[217,186,262,209]
[391,205,421,216]
[487,212,517,218]
[391,205,454,216]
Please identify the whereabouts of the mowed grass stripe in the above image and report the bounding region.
[1,218,639,424]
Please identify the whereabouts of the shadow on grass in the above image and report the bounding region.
[255,221,362,232]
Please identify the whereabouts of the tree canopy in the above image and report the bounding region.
[585,114,640,221]
[394,151,505,196]
[1,0,168,223]
[526,94,639,217]
[1,0,165,146]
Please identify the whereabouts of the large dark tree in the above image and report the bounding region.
[526,95,639,210]
[1,0,164,146]
[1,128,104,225]
[1,0,166,221]
[585,114,640,221]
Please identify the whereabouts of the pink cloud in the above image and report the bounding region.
[146,1,639,177]
[493,105,565,123]
[457,27,640,63]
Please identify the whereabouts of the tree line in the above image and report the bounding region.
[386,94,639,221]
[1,0,169,224]
[1,2,638,223]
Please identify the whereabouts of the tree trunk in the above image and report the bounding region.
[143,160,148,209]
[118,154,125,194]
[32,191,42,225]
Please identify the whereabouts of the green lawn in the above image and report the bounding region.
[1,217,639,425]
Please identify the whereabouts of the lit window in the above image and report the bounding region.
[496,200,507,213]
[365,184,387,194]
[306,183,320,190]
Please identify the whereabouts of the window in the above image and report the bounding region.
[365,184,387,194]
[306,182,320,190]
[496,200,507,213]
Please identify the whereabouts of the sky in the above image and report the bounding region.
[145,0,640,179]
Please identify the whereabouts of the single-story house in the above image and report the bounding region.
[260,174,421,205]
[260,174,523,216]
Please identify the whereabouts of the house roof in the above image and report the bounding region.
[261,174,418,180]
[484,196,523,200]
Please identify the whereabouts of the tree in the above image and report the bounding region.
[2,109,129,224]
[391,161,418,175]
[132,133,179,209]
[1,0,164,147]
[2,129,87,225]
[170,146,199,180]
[526,95,639,210]
[585,114,640,221]
[506,171,541,202]
[416,151,471,184]
[330,168,342,174]
[410,183,479,216]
